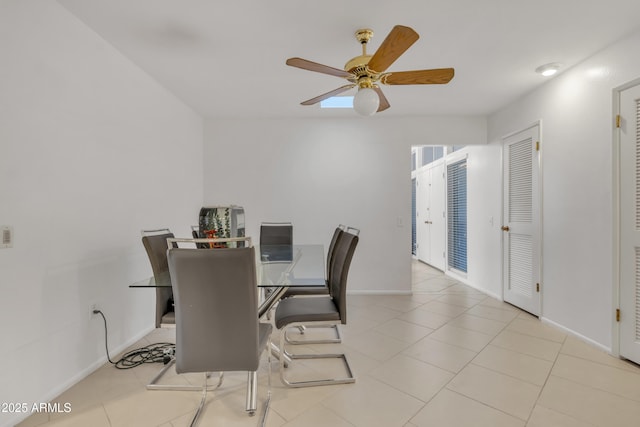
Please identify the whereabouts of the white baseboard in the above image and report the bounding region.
[541,316,611,354]
[442,271,502,301]
[347,290,413,296]
[477,288,502,301]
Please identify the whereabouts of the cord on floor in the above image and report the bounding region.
[94,309,175,369]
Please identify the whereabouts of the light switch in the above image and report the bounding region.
[1,226,13,248]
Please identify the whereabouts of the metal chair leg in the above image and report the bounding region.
[260,337,272,427]
[279,322,355,388]
[285,324,342,345]
[246,371,258,415]
[189,373,209,427]
[249,336,272,427]
[147,358,224,391]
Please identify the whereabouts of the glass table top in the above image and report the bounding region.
[130,244,325,288]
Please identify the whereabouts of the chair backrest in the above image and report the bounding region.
[346,226,360,236]
[326,225,346,285]
[142,231,175,279]
[329,231,359,324]
[260,222,293,246]
[167,246,260,374]
[260,222,293,262]
[142,231,176,327]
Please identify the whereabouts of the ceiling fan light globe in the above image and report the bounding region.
[353,87,379,116]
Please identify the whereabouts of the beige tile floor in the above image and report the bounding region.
[18,260,640,427]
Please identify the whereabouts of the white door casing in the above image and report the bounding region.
[416,167,431,264]
[502,125,541,316]
[618,82,640,364]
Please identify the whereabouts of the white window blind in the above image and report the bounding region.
[635,99,640,230]
[636,99,640,340]
[447,159,467,273]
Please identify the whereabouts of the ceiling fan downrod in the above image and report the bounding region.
[345,29,375,74]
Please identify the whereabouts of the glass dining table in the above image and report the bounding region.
[130,243,326,366]
[130,244,326,316]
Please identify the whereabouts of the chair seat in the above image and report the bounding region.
[281,285,329,298]
[274,296,340,329]
[161,311,175,325]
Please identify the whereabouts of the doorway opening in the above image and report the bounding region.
[411,145,467,290]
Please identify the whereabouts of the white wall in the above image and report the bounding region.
[456,144,503,298]
[204,116,486,294]
[0,2,203,425]
[488,29,640,349]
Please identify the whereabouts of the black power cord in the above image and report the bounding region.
[94,309,175,369]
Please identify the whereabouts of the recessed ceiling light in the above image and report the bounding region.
[535,62,562,77]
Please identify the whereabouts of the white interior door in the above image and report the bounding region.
[619,82,640,364]
[430,163,446,270]
[502,125,541,316]
[416,168,431,264]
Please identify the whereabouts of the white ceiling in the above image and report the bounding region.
[57,0,640,119]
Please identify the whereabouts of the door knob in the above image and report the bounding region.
[501,226,510,232]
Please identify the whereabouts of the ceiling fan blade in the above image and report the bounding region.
[374,87,390,112]
[300,84,356,106]
[286,57,353,79]
[382,68,455,85]
[366,25,419,73]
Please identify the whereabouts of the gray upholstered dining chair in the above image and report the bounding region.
[273,230,359,387]
[259,222,293,262]
[279,224,346,344]
[259,222,293,245]
[167,243,272,426]
[281,224,345,299]
[141,229,176,328]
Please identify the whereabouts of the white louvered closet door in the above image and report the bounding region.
[503,125,541,316]
[619,83,640,364]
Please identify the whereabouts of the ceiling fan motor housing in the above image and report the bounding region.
[346,28,376,77]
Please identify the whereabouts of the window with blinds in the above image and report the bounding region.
[636,99,640,230]
[447,159,467,273]
[635,100,640,340]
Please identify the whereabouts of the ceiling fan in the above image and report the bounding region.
[286,25,454,116]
